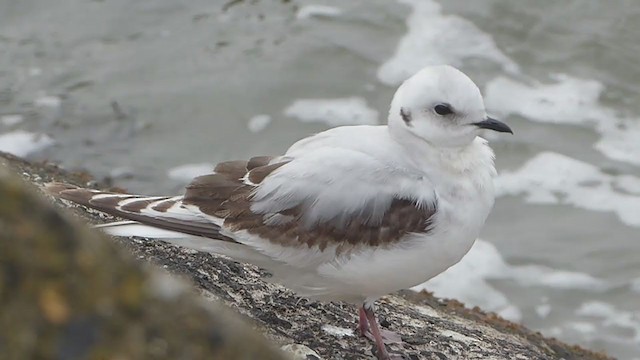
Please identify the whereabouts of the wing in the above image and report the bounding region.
[184,145,438,259]
[47,139,438,268]
[45,183,231,240]
[46,141,439,300]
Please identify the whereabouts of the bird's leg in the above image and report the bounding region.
[358,304,403,344]
[377,328,403,344]
[357,305,370,336]
[362,303,396,360]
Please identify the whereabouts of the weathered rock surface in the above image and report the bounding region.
[0,155,285,360]
[0,152,613,360]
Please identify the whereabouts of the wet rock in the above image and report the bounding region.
[0,152,613,360]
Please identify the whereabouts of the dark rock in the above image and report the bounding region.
[0,152,614,360]
[0,158,285,360]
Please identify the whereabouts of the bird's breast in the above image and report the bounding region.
[428,167,495,258]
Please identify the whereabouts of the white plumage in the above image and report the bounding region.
[47,65,512,360]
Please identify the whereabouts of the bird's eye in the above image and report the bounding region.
[434,104,453,116]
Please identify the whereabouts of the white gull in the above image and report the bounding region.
[47,65,512,360]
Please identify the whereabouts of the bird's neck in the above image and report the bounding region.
[389,126,496,177]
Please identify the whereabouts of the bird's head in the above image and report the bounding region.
[388,65,512,148]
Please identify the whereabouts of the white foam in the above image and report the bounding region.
[513,266,606,290]
[485,75,609,125]
[614,175,640,195]
[567,321,597,334]
[594,118,640,166]
[1,114,24,126]
[575,301,640,342]
[577,301,618,318]
[495,151,640,227]
[485,75,640,166]
[296,5,343,20]
[414,239,606,322]
[283,97,378,127]
[377,0,518,86]
[34,95,62,108]
[247,114,272,133]
[28,67,42,77]
[0,130,54,157]
[415,239,521,321]
[167,163,214,183]
[535,303,552,319]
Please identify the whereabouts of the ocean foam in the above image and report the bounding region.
[535,303,551,319]
[28,67,42,77]
[415,239,521,321]
[167,163,214,183]
[414,239,606,322]
[567,321,597,334]
[485,75,609,125]
[594,118,640,166]
[495,151,640,227]
[485,75,640,166]
[0,130,54,157]
[575,301,640,342]
[1,114,24,126]
[614,175,640,195]
[296,5,343,20]
[34,95,62,108]
[247,114,272,133]
[377,0,518,86]
[284,97,378,127]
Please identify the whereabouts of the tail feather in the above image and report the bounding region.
[97,222,196,239]
[44,182,234,241]
[45,183,350,301]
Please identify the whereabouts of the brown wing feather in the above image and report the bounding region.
[45,183,232,241]
[48,154,436,251]
[182,157,436,252]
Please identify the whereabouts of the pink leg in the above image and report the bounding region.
[362,304,398,360]
[358,306,370,336]
[357,305,402,344]
[377,328,403,344]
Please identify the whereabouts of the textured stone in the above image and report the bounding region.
[0,152,613,360]
[0,156,285,360]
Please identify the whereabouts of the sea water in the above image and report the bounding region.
[1,0,638,358]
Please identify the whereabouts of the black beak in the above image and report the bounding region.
[473,117,513,134]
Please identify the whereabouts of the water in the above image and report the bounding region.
[1,0,639,358]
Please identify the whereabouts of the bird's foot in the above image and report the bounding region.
[357,307,403,344]
[357,304,405,360]
[376,329,403,344]
[363,328,403,345]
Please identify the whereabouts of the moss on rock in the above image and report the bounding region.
[0,163,285,360]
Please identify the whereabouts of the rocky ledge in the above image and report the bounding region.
[0,152,612,360]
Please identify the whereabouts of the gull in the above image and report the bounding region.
[46,65,512,360]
